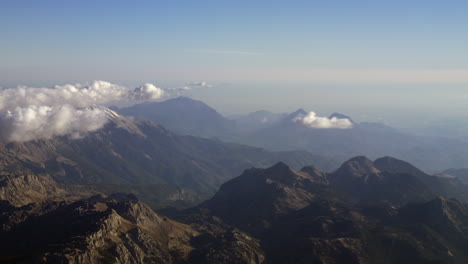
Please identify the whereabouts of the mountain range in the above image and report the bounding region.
[0,107,334,209]
[2,98,468,263]
[116,97,468,172]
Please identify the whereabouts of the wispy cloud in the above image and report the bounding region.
[187,81,214,88]
[196,68,468,84]
[187,49,261,55]
[163,81,214,94]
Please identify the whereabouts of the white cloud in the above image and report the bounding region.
[0,80,165,142]
[294,111,353,129]
[0,105,108,142]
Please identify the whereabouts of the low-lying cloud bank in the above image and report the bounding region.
[294,112,353,129]
[0,81,165,142]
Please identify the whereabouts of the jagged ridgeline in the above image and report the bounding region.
[179,157,468,264]
[116,97,468,172]
[2,150,468,262]
[0,107,335,208]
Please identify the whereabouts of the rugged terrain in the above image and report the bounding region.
[1,155,468,263]
[0,107,335,208]
[172,157,468,264]
[1,104,468,263]
[0,193,264,264]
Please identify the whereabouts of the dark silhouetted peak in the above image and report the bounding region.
[293,108,307,115]
[269,161,291,171]
[330,157,436,206]
[374,156,426,177]
[286,108,307,120]
[329,112,354,123]
[255,162,318,186]
[116,96,235,138]
[202,163,329,231]
[334,156,380,178]
[158,96,216,112]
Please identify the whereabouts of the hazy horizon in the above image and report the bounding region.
[2,0,467,131]
[1,80,468,130]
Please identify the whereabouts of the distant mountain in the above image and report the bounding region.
[112,96,468,175]
[329,112,354,123]
[0,107,336,208]
[116,96,236,138]
[231,110,288,133]
[243,108,468,172]
[438,168,468,184]
[115,98,468,172]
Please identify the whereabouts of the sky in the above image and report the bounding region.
[1,0,468,123]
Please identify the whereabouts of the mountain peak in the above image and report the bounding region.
[163,96,207,107]
[329,112,354,123]
[172,95,196,102]
[269,161,291,170]
[202,162,327,231]
[335,156,380,177]
[374,156,426,177]
[116,96,234,138]
[284,108,308,123]
[290,108,307,117]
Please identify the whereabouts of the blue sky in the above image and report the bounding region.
[1,0,467,84]
[1,0,468,121]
